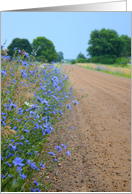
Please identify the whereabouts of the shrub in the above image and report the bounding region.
[76,58,88,63]
[70,59,76,64]
[116,57,130,67]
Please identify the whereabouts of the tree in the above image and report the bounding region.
[86,28,124,58]
[76,52,86,60]
[54,52,64,62]
[119,35,131,57]
[7,38,32,57]
[32,37,58,63]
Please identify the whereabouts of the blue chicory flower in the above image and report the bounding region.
[13,157,24,167]
[66,151,71,156]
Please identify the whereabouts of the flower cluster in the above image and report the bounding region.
[1,46,79,192]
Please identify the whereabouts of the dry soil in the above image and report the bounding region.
[43,65,131,192]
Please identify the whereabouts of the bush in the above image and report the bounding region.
[116,57,130,67]
[70,59,76,64]
[88,55,116,64]
[76,58,88,63]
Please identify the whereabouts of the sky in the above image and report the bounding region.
[1,12,131,59]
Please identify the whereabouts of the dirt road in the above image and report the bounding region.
[46,65,131,192]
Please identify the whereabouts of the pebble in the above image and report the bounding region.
[56,170,59,176]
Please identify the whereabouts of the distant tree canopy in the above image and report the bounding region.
[86,28,124,58]
[32,37,58,63]
[119,35,131,57]
[54,52,64,62]
[7,38,32,57]
[76,52,86,60]
[86,28,131,64]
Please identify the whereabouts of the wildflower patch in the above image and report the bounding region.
[1,45,80,192]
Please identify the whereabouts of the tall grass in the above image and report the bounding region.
[77,63,131,78]
[1,46,81,192]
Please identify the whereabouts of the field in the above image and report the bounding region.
[77,63,131,78]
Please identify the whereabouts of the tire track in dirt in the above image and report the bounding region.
[45,64,131,192]
[77,65,131,86]
[71,66,131,103]
[66,65,131,192]
[72,70,131,114]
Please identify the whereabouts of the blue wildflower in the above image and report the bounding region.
[13,157,24,167]
[1,70,7,76]
[66,104,72,110]
[16,166,22,172]
[45,128,51,134]
[20,173,27,180]
[73,100,79,105]
[17,108,23,115]
[34,180,39,186]
[40,162,45,169]
[56,146,62,152]
[66,151,71,156]
[13,126,17,130]
[30,188,36,192]
[35,188,41,192]
[35,167,39,171]
[61,144,66,149]
[6,162,11,167]
[30,162,36,169]
[1,154,3,160]
[9,143,17,151]
[48,152,55,156]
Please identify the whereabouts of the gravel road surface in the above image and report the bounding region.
[45,64,131,192]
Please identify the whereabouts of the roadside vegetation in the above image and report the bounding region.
[1,45,82,192]
[76,63,131,79]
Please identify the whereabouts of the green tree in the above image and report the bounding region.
[119,35,131,57]
[7,38,32,57]
[76,52,86,60]
[86,28,124,58]
[32,37,58,63]
[54,52,64,62]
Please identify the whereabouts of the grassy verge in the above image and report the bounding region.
[77,63,131,79]
[1,48,81,192]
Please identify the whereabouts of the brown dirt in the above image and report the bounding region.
[41,65,131,192]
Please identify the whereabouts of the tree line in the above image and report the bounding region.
[71,28,131,65]
[5,28,131,65]
[6,37,64,63]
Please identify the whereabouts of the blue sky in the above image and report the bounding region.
[1,12,131,59]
